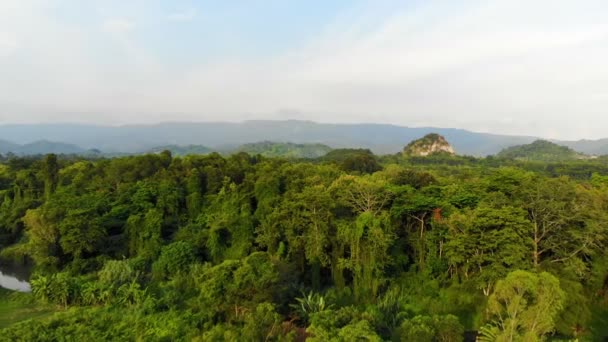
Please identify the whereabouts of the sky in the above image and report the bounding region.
[1,0,608,140]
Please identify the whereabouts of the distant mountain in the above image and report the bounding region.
[0,120,607,156]
[0,139,20,153]
[18,140,87,155]
[0,139,86,155]
[236,141,332,159]
[559,139,608,156]
[403,133,455,157]
[496,140,586,161]
[145,145,213,156]
[0,121,538,156]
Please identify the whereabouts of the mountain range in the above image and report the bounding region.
[0,120,607,156]
[0,139,88,156]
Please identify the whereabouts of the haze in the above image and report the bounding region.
[1,0,607,140]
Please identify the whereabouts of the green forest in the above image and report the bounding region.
[1,147,608,341]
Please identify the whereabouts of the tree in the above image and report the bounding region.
[204,180,254,262]
[338,212,394,301]
[59,211,105,260]
[444,206,531,295]
[307,306,381,342]
[185,168,204,218]
[241,303,284,340]
[522,177,606,270]
[156,176,181,221]
[482,270,565,341]
[380,165,437,189]
[331,174,392,215]
[126,209,163,259]
[284,182,334,289]
[42,154,59,200]
[399,315,463,342]
[152,241,196,280]
[19,208,60,268]
[195,252,280,316]
[252,161,285,255]
[340,154,382,174]
[390,185,444,270]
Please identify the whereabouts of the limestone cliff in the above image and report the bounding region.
[403,133,455,157]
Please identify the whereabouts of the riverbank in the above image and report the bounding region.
[0,288,54,329]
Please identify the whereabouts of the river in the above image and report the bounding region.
[0,263,31,292]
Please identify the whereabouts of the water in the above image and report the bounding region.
[0,263,31,292]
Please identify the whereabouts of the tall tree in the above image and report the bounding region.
[481,270,565,341]
[42,154,59,200]
[522,176,606,271]
[444,206,532,295]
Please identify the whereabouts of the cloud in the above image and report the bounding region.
[167,9,197,22]
[0,33,18,57]
[102,18,135,34]
[2,0,608,140]
[146,0,608,139]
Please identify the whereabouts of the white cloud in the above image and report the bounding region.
[142,0,608,139]
[2,0,608,140]
[102,18,135,34]
[167,9,197,22]
[0,33,18,57]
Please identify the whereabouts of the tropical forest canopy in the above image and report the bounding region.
[1,146,608,341]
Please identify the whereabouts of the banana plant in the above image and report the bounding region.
[289,290,333,323]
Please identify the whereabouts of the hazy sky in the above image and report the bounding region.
[1,0,608,139]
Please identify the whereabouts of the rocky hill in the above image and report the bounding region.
[403,134,456,157]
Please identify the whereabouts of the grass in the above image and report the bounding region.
[589,304,608,341]
[0,288,55,329]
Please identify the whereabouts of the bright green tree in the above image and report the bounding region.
[481,270,566,341]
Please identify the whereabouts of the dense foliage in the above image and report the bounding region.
[145,145,213,156]
[145,142,332,159]
[496,140,586,161]
[1,150,608,341]
[236,142,333,159]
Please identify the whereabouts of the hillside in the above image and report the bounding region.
[403,133,455,157]
[496,140,586,161]
[236,141,332,159]
[0,139,86,155]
